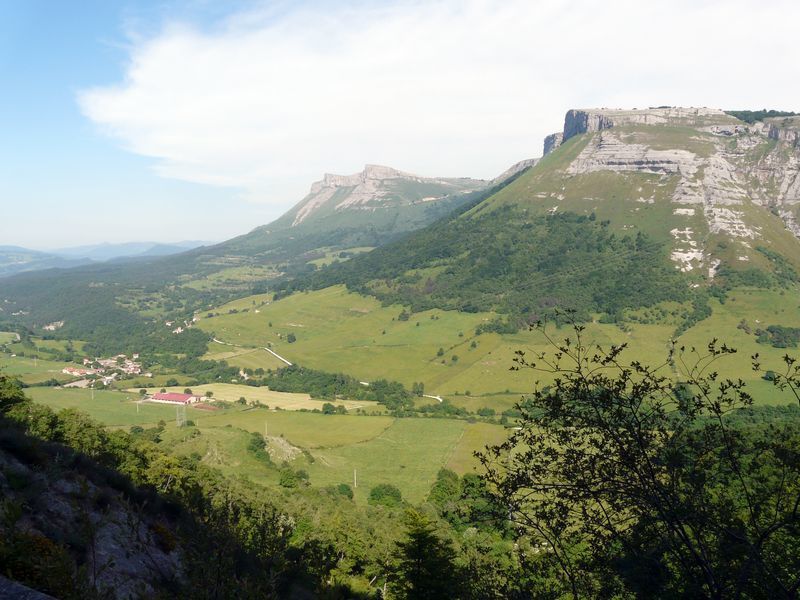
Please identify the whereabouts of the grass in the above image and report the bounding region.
[186,407,395,449]
[150,383,381,412]
[0,355,75,384]
[0,332,19,344]
[195,284,800,410]
[445,421,511,474]
[26,387,206,426]
[303,417,468,503]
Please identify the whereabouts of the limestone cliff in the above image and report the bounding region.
[534,107,800,276]
[291,164,486,226]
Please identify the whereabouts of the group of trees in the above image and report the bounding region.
[258,365,415,410]
[481,319,800,597]
[278,210,690,331]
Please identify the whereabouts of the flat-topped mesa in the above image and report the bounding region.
[293,165,487,226]
[542,107,733,156]
[562,107,729,143]
[309,165,417,195]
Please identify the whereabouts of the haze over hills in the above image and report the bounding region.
[0,240,214,279]
[51,240,213,262]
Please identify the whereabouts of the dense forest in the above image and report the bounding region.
[280,210,689,329]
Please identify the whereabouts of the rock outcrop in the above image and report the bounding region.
[292,164,485,226]
[560,107,730,144]
[490,158,538,185]
[543,132,563,155]
[543,106,800,275]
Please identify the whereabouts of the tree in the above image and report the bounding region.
[481,317,800,598]
[0,375,27,413]
[369,484,403,508]
[286,332,297,343]
[392,510,461,599]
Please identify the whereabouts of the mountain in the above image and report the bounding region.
[215,164,489,258]
[0,246,91,278]
[0,162,520,348]
[51,240,212,262]
[289,107,800,329]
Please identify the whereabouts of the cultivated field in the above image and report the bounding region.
[25,383,511,504]
[152,383,382,412]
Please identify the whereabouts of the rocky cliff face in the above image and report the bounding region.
[562,107,730,143]
[535,107,800,276]
[291,164,486,226]
[490,158,539,185]
[543,132,563,155]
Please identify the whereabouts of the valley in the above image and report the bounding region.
[4,105,800,598]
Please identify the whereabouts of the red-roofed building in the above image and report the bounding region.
[149,392,199,405]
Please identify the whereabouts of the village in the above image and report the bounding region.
[62,353,152,387]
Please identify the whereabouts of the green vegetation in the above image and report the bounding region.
[725,109,799,123]
[483,320,800,597]
[286,211,687,327]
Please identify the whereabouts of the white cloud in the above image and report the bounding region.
[79,0,800,207]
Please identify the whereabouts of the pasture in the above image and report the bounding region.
[24,384,512,504]
[0,354,75,384]
[0,332,19,344]
[196,285,800,409]
[26,387,206,426]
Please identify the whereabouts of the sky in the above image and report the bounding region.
[2,0,799,249]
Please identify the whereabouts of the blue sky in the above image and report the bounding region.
[2,0,798,249]
[0,1,272,249]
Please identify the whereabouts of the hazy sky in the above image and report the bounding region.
[2,0,799,249]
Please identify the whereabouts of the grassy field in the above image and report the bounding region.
[0,332,19,345]
[150,383,382,412]
[303,417,467,503]
[195,285,800,409]
[202,345,287,371]
[26,387,207,426]
[24,384,511,504]
[0,355,75,384]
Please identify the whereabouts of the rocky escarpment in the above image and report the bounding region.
[291,164,486,226]
[490,157,538,185]
[542,106,800,276]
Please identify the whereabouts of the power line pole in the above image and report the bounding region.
[353,468,357,489]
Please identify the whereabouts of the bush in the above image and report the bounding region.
[368,483,403,508]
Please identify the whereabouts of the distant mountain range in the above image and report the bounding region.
[0,240,212,278]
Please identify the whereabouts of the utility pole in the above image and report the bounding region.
[353,468,358,489]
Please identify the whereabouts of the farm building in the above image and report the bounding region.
[148,392,200,405]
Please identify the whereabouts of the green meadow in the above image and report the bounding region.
[26,387,202,426]
[0,332,19,344]
[196,285,800,409]
[0,354,75,384]
[26,382,507,504]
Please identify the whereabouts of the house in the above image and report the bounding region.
[62,366,95,377]
[149,392,200,405]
